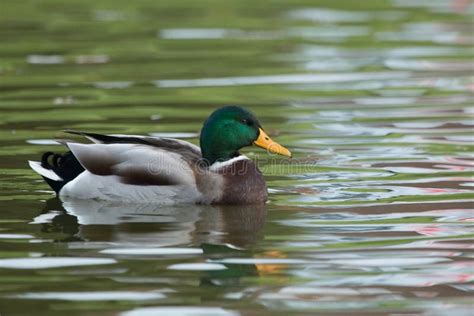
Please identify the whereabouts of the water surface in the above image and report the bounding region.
[0,0,473,315]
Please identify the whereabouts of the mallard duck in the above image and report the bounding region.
[29,106,291,204]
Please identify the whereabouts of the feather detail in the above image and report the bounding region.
[60,171,202,203]
[209,155,249,172]
[67,142,196,187]
[64,130,201,157]
[28,161,63,181]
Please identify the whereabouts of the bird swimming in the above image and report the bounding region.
[29,106,291,204]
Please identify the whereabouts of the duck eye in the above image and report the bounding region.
[241,119,252,126]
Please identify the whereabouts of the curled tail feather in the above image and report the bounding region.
[29,151,85,194]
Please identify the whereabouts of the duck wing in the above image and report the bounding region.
[65,131,201,187]
[64,130,201,160]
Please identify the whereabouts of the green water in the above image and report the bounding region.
[1,0,473,315]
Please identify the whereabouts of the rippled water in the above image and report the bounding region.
[1,0,473,315]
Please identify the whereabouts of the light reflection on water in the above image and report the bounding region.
[0,0,473,315]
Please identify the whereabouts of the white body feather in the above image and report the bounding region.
[60,171,202,204]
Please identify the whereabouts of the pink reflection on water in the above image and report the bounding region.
[434,164,468,171]
[412,224,448,236]
[399,240,474,250]
[451,0,472,13]
[441,157,474,166]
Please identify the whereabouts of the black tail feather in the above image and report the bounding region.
[40,151,85,194]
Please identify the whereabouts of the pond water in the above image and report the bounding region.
[1,0,473,315]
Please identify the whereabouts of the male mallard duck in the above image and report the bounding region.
[29,106,291,204]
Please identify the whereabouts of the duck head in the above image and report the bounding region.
[200,106,291,165]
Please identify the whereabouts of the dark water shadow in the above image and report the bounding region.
[37,197,267,249]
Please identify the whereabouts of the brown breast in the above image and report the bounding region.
[215,159,267,205]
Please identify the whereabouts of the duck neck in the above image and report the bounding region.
[201,148,239,166]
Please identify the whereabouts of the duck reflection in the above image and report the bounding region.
[37,197,267,249]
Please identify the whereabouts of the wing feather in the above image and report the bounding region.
[67,143,196,186]
[63,130,201,162]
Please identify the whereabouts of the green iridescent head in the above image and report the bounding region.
[199,106,291,165]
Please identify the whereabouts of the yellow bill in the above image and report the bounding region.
[254,128,292,157]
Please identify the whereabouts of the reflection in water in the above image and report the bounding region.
[34,198,272,298]
[37,198,267,249]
